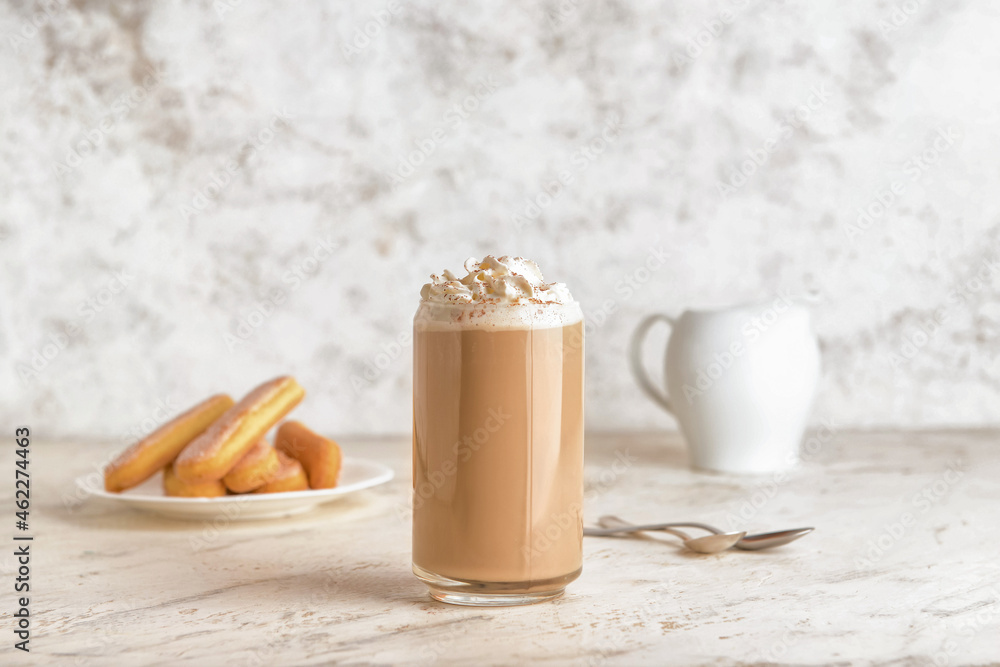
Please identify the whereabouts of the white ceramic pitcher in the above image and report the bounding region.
[630,296,821,473]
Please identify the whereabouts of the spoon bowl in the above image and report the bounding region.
[730,527,814,550]
[681,531,747,554]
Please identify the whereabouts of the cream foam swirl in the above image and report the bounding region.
[420,255,574,305]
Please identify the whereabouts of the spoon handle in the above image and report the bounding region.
[595,516,723,536]
[590,516,815,550]
[583,524,695,539]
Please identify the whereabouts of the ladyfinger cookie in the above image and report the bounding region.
[163,463,227,498]
[222,438,281,493]
[174,376,305,483]
[104,394,234,492]
[276,421,342,489]
[254,451,309,494]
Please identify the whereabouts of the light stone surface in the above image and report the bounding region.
[5,430,998,666]
[2,1,1000,438]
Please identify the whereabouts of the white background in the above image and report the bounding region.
[2,0,998,439]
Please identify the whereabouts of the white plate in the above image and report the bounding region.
[79,457,395,521]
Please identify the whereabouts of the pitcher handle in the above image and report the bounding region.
[629,313,676,414]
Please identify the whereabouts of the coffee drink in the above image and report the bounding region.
[412,256,584,605]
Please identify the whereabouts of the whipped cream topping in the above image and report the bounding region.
[417,256,580,329]
[420,255,574,305]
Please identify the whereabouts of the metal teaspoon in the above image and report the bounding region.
[585,515,814,552]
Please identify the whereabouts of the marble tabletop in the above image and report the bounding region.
[5,430,998,666]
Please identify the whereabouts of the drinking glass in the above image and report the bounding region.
[411,300,584,606]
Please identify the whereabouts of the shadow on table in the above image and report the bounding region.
[262,564,432,607]
[42,489,397,534]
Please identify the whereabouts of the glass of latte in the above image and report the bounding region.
[412,256,584,606]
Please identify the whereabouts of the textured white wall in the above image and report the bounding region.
[2,1,998,439]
